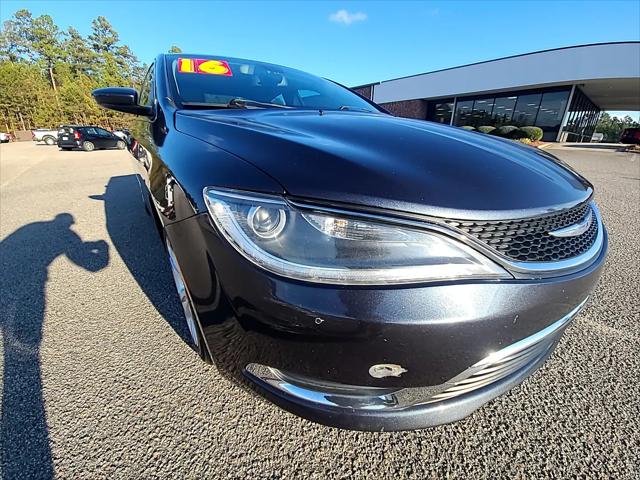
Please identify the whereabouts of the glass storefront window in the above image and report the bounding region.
[471,98,494,126]
[512,93,542,126]
[536,91,569,129]
[562,87,600,142]
[492,96,517,125]
[453,100,473,126]
[535,90,570,141]
[424,86,586,141]
[428,100,454,124]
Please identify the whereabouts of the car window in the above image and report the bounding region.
[170,56,380,113]
[139,64,154,106]
[96,128,112,137]
[298,89,320,98]
[81,127,98,135]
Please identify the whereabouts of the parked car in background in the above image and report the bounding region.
[113,128,132,144]
[0,132,11,143]
[93,53,607,431]
[32,128,59,145]
[620,127,640,145]
[57,125,126,151]
[590,132,604,143]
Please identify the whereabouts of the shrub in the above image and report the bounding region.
[477,126,496,134]
[519,126,544,141]
[460,125,476,131]
[491,125,519,137]
[518,138,533,145]
[509,128,529,140]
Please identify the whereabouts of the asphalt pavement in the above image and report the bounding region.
[0,141,638,479]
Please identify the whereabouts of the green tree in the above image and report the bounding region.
[0,9,33,62]
[63,27,96,76]
[0,9,144,131]
[0,61,54,129]
[88,16,119,54]
[29,14,64,89]
[595,112,640,142]
[169,45,182,53]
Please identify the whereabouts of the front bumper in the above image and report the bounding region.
[165,213,607,430]
[245,298,586,430]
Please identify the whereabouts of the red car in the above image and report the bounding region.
[621,127,640,145]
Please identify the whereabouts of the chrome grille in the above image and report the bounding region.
[445,202,598,262]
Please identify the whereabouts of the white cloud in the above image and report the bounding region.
[329,9,367,25]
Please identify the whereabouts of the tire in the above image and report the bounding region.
[165,236,211,363]
[82,141,95,152]
[116,140,126,150]
[43,136,56,145]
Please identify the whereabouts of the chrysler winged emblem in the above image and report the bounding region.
[549,209,593,238]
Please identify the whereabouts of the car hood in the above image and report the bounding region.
[175,109,591,220]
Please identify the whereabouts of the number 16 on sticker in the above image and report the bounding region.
[178,58,233,76]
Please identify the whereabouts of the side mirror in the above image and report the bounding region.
[92,87,152,116]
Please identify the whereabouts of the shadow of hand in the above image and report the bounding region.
[79,239,110,272]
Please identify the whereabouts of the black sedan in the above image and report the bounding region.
[57,125,127,151]
[92,54,607,431]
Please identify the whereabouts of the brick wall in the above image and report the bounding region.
[352,86,372,99]
[379,100,428,120]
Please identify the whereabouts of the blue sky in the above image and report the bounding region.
[3,0,640,119]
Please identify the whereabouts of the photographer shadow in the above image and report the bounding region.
[89,175,192,347]
[0,213,109,479]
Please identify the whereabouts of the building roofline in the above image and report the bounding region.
[352,41,640,88]
[351,82,380,90]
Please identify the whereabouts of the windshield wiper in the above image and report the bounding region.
[181,102,230,109]
[338,105,374,113]
[227,98,292,109]
[181,99,292,110]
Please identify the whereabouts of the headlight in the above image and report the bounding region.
[204,188,509,285]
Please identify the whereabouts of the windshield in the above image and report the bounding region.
[169,55,381,113]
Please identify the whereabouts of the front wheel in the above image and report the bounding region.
[82,141,95,152]
[165,236,211,363]
[116,140,126,150]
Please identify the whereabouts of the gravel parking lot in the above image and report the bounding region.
[1,141,639,479]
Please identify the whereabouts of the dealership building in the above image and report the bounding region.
[353,42,640,142]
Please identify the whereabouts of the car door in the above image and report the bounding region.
[129,65,156,210]
[96,128,118,148]
[81,127,101,147]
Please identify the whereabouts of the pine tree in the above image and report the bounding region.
[0,9,144,132]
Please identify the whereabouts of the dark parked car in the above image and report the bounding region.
[57,125,126,151]
[620,127,640,145]
[92,54,607,431]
